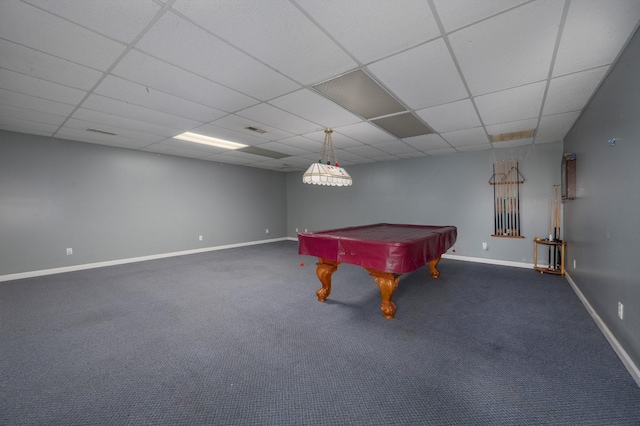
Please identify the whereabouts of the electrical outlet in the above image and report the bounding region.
[618,302,624,320]
[305,229,308,232]
[482,242,488,251]
[296,228,299,233]
[265,229,270,234]
[66,248,73,256]
[199,235,203,241]
[573,259,576,269]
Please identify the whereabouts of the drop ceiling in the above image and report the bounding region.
[1,0,639,171]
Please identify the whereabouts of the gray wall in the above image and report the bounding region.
[287,141,563,264]
[0,130,287,275]
[563,28,640,368]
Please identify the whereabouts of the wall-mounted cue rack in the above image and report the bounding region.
[489,159,525,238]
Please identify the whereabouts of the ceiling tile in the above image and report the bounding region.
[0,115,59,136]
[475,81,546,125]
[449,0,564,95]
[94,76,227,123]
[204,150,266,165]
[70,108,181,138]
[372,141,420,155]
[135,10,300,101]
[112,50,258,112]
[276,136,323,152]
[172,0,357,85]
[440,127,488,148]
[456,144,492,152]
[296,0,439,64]
[404,134,452,152]
[187,124,270,147]
[492,138,533,149]
[343,144,394,160]
[0,1,126,70]
[416,99,481,132]
[368,39,468,109]
[0,103,67,127]
[433,0,530,32]
[485,118,539,138]
[0,40,103,90]
[535,111,581,144]
[81,95,201,131]
[427,147,458,155]
[63,117,165,144]
[141,143,214,160]
[333,122,396,144]
[269,89,362,128]
[0,68,86,105]
[0,88,75,117]
[209,115,293,140]
[55,127,157,149]
[252,141,313,157]
[303,129,363,149]
[236,103,320,135]
[553,0,640,77]
[24,0,162,44]
[543,66,609,116]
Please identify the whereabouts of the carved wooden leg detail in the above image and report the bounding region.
[366,268,400,319]
[429,256,441,278]
[315,258,340,302]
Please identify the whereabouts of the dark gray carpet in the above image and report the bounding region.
[2,241,639,425]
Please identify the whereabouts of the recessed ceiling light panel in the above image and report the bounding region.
[371,113,434,139]
[173,132,248,150]
[313,69,406,119]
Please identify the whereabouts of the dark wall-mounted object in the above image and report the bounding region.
[562,153,576,200]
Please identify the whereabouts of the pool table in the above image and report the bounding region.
[298,223,457,319]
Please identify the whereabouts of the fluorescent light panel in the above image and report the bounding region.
[173,132,247,150]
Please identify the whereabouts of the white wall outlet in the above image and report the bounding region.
[66,248,73,255]
[296,227,299,233]
[199,235,203,241]
[482,242,488,251]
[305,229,308,232]
[265,229,269,234]
[573,259,576,269]
[618,302,624,320]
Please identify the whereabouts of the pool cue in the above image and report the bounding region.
[493,163,497,235]
[515,161,520,236]
[556,187,559,268]
[500,160,505,235]
[548,198,552,267]
[510,159,514,235]
[497,161,501,235]
[503,160,507,235]
[505,160,509,235]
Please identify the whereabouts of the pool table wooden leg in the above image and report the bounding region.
[429,256,441,278]
[366,268,400,319]
[315,258,340,302]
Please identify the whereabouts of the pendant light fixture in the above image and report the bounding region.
[302,129,352,187]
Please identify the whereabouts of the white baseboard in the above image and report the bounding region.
[0,237,288,282]
[565,272,640,388]
[442,253,533,269]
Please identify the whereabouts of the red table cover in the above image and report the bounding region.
[298,223,457,274]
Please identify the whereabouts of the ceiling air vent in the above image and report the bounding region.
[87,128,117,136]
[245,126,267,134]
